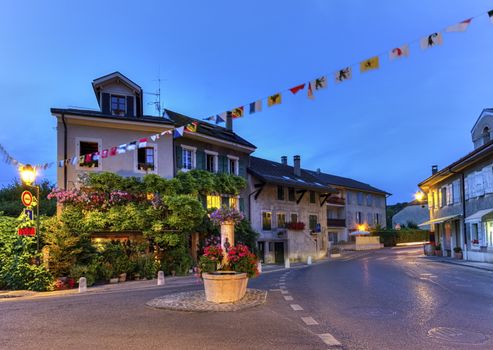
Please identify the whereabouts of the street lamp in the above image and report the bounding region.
[19,164,41,257]
[414,191,426,208]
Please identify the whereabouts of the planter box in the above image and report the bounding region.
[203,272,248,303]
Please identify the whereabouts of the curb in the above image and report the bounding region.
[420,256,493,272]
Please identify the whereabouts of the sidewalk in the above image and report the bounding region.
[421,255,493,272]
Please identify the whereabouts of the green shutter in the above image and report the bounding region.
[238,158,246,177]
[218,155,227,173]
[239,197,245,212]
[199,194,207,208]
[196,150,205,170]
[175,145,182,170]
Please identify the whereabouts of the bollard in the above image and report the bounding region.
[78,277,87,293]
[307,256,312,265]
[157,271,165,286]
[284,258,290,269]
[257,261,262,273]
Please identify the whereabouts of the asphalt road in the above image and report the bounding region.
[1,247,492,350]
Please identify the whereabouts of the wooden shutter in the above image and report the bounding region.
[218,155,227,173]
[175,145,182,170]
[126,96,134,117]
[102,93,110,114]
[238,158,246,177]
[239,197,245,212]
[196,150,205,170]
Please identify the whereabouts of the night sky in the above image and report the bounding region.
[1,0,493,204]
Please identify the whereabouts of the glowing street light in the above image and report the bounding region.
[414,191,425,202]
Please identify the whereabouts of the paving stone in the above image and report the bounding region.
[146,289,267,312]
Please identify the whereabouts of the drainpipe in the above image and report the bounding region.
[61,113,68,190]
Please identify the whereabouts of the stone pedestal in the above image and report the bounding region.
[203,272,248,303]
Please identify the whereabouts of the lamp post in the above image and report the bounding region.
[19,164,41,256]
[414,191,425,207]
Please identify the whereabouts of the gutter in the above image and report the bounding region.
[61,113,68,190]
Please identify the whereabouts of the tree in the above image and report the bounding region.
[0,180,56,217]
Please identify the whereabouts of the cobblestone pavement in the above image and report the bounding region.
[146,288,267,312]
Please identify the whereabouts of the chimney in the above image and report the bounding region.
[432,165,438,175]
[281,156,287,165]
[226,111,233,131]
[293,155,301,176]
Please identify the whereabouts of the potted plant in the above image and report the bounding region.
[200,207,258,303]
[453,246,463,260]
[434,244,442,257]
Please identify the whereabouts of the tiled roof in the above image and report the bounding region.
[248,157,337,193]
[50,107,256,150]
[307,170,390,195]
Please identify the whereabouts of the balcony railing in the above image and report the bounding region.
[327,197,345,205]
[327,219,346,227]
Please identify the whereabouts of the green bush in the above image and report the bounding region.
[135,254,158,279]
[160,245,192,276]
[69,264,97,287]
[373,229,429,247]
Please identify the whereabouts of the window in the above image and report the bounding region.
[483,127,490,145]
[182,146,195,170]
[277,186,285,200]
[205,152,218,173]
[375,213,380,225]
[441,187,447,207]
[366,194,373,206]
[228,156,239,175]
[277,213,286,228]
[367,213,373,226]
[357,192,364,205]
[328,232,338,244]
[262,212,272,230]
[78,140,100,168]
[111,95,126,116]
[309,215,318,231]
[471,223,479,242]
[290,213,298,223]
[137,147,155,171]
[229,196,238,209]
[288,187,295,201]
[356,211,363,225]
[206,195,221,209]
[346,191,352,204]
[309,191,316,203]
[453,180,461,204]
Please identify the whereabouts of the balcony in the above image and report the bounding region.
[327,219,346,227]
[327,197,345,206]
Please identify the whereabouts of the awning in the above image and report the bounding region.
[350,230,370,235]
[418,214,461,227]
[465,209,493,223]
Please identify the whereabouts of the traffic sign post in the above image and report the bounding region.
[21,190,33,207]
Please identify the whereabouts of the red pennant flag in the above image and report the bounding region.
[84,154,92,163]
[102,149,109,158]
[290,84,305,94]
[110,147,117,156]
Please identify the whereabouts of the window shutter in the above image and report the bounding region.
[485,167,493,193]
[218,155,227,173]
[196,150,205,170]
[239,197,245,212]
[102,93,110,114]
[438,189,443,208]
[175,145,182,170]
[126,96,134,117]
[465,176,470,200]
[238,158,246,177]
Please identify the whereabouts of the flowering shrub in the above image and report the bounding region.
[210,207,244,225]
[199,245,224,274]
[48,188,142,210]
[227,244,259,278]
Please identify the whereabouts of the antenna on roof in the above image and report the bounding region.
[145,67,166,117]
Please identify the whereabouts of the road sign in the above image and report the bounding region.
[18,227,36,236]
[24,209,33,220]
[21,190,33,207]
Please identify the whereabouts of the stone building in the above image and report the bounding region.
[392,202,430,230]
[418,108,493,262]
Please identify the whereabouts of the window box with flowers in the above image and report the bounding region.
[286,222,305,231]
[199,207,259,303]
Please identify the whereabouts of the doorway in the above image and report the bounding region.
[257,242,265,263]
[274,242,284,264]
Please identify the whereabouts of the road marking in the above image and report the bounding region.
[290,304,303,311]
[376,257,387,260]
[281,290,289,294]
[269,289,282,292]
[301,317,318,325]
[420,273,433,276]
[284,295,293,301]
[318,333,341,347]
[279,283,286,286]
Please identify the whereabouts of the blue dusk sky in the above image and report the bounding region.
[1,0,493,204]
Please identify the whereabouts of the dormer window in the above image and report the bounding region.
[111,95,126,116]
[483,127,490,145]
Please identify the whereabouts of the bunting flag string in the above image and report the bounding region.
[202,9,492,125]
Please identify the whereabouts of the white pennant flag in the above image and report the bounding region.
[445,18,472,32]
[389,44,410,60]
[420,32,443,49]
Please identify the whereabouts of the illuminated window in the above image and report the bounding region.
[78,140,100,168]
[137,147,155,171]
[229,197,238,209]
[206,195,221,209]
[277,213,286,228]
[262,211,272,230]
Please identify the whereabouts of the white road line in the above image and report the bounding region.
[281,290,289,294]
[290,304,303,311]
[318,333,342,347]
[284,296,293,301]
[301,317,318,325]
[376,257,387,260]
[420,273,432,276]
[269,289,282,292]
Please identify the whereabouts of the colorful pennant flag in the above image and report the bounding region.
[307,82,314,100]
[71,156,78,165]
[126,141,137,151]
[420,32,443,49]
[185,122,198,132]
[215,113,226,124]
[79,155,84,164]
[289,84,305,94]
[84,154,92,163]
[488,10,493,23]
[110,147,117,156]
[92,152,100,161]
[389,45,410,60]
[203,116,216,121]
[174,126,184,138]
[102,149,109,158]
[268,93,282,107]
[150,134,159,142]
[117,144,127,154]
[445,18,472,32]
[231,106,244,118]
[335,67,352,83]
[313,76,327,90]
[249,100,262,114]
[360,56,380,73]
[138,138,148,148]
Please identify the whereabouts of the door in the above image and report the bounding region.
[444,222,452,251]
[486,221,493,247]
[274,242,284,264]
[257,242,265,263]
